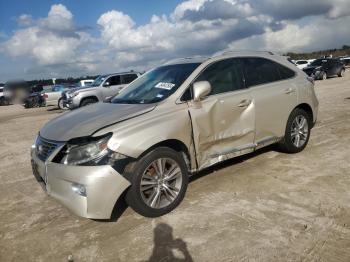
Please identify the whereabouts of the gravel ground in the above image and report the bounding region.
[0,74,350,262]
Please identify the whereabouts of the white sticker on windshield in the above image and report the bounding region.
[155,82,175,90]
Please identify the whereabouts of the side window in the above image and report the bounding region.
[242,57,281,87]
[181,87,192,101]
[107,75,121,86]
[196,58,245,96]
[276,63,296,80]
[122,74,138,84]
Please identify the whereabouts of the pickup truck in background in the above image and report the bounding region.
[62,72,140,109]
[78,79,94,87]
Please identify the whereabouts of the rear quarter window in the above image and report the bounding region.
[242,57,295,87]
[242,57,280,87]
[276,63,296,80]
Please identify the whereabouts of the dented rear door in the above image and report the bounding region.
[188,58,255,169]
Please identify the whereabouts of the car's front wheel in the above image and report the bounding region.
[278,108,311,153]
[80,98,97,107]
[125,147,188,217]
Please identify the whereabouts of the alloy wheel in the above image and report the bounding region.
[291,115,309,148]
[140,158,182,209]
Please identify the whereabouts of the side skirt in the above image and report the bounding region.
[190,136,281,173]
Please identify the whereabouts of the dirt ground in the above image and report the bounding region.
[0,74,350,262]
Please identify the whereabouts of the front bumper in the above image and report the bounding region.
[63,96,79,109]
[31,148,130,219]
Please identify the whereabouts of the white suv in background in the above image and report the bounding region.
[294,60,309,69]
[0,84,10,106]
[62,72,140,109]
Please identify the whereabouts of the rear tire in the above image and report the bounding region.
[338,68,345,77]
[278,108,311,153]
[125,147,188,217]
[80,98,97,107]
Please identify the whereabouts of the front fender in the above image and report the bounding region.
[94,103,195,165]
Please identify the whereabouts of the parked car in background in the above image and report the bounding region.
[23,85,45,108]
[42,85,69,109]
[303,58,345,80]
[62,72,140,109]
[78,79,94,87]
[31,51,318,218]
[294,60,309,69]
[340,56,350,67]
[0,84,11,106]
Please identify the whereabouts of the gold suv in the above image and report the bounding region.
[31,51,319,218]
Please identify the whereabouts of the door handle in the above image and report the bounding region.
[285,88,295,94]
[237,99,251,108]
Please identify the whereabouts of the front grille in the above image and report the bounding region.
[35,136,60,161]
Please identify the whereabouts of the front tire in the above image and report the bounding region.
[338,68,345,77]
[278,108,311,153]
[125,147,188,217]
[80,98,97,107]
[320,71,327,80]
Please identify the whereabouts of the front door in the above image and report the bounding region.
[188,58,255,169]
[103,75,124,98]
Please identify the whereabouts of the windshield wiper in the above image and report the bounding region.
[112,99,143,104]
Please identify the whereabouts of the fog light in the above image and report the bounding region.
[71,183,86,196]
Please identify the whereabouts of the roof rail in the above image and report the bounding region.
[163,56,209,65]
[213,50,275,57]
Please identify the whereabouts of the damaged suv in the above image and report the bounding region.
[31,51,318,218]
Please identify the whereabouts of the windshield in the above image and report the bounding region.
[112,63,200,104]
[310,59,326,66]
[90,76,106,87]
[52,85,65,92]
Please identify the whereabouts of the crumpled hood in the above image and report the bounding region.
[40,102,156,141]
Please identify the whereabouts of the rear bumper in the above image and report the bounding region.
[31,148,131,219]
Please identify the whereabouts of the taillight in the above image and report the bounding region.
[42,93,48,99]
[306,76,314,85]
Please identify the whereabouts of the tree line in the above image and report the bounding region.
[285,45,350,60]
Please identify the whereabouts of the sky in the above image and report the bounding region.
[1,0,350,82]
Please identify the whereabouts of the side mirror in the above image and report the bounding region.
[103,81,110,87]
[193,81,211,102]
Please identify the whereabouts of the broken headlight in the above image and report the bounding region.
[61,134,111,165]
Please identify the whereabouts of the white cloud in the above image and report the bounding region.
[17,14,33,27]
[227,16,350,53]
[2,4,83,66]
[39,4,74,31]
